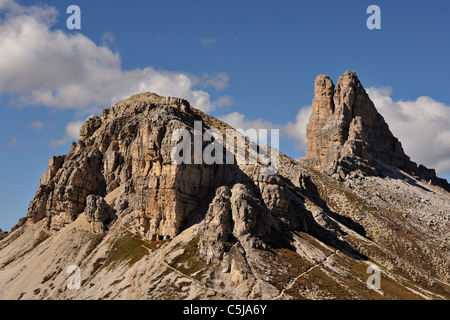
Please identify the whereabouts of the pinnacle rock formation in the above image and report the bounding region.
[303,71,450,191]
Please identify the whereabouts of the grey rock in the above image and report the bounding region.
[83,195,116,233]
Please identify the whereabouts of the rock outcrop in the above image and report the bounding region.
[24,93,225,241]
[83,195,116,233]
[303,71,450,191]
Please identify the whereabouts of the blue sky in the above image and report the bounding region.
[0,0,449,230]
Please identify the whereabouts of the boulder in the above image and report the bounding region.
[83,195,116,233]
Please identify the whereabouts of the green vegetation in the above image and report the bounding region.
[146,238,171,251]
[91,257,107,275]
[169,235,206,278]
[102,231,149,270]
[264,244,313,293]
[87,232,104,252]
[31,230,52,250]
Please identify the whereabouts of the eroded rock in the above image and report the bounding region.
[302,71,450,191]
[83,195,116,233]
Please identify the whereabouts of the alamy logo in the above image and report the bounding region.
[171,121,279,175]
[366,264,383,293]
[66,5,81,30]
[366,5,381,30]
[66,265,81,290]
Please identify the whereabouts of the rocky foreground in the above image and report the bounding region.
[0,72,449,300]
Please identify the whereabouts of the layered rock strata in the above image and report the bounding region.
[25,93,222,240]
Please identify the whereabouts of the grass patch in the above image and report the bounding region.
[265,244,314,293]
[102,231,149,270]
[87,233,104,252]
[146,239,171,251]
[91,257,107,275]
[31,230,51,250]
[170,235,206,278]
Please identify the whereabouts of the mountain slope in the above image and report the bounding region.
[0,74,449,300]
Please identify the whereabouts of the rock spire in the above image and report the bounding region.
[303,71,450,190]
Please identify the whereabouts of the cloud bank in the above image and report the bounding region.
[0,0,228,112]
[367,87,450,176]
[49,119,85,148]
[219,107,312,151]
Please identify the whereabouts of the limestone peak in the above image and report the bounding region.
[303,71,450,191]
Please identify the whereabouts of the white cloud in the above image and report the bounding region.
[367,87,450,175]
[220,112,279,133]
[219,112,277,144]
[29,121,43,130]
[282,106,312,151]
[194,73,229,91]
[213,95,234,108]
[0,1,225,112]
[219,107,312,149]
[65,120,84,140]
[200,37,218,46]
[49,119,85,148]
[101,31,115,47]
[220,87,450,178]
[9,136,18,147]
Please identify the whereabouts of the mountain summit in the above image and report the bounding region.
[0,73,449,300]
[303,71,450,191]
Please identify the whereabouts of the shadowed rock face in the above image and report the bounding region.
[303,71,450,190]
[83,195,116,233]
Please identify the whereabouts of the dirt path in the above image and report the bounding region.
[272,250,339,300]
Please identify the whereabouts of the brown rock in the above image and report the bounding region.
[25,93,223,241]
[303,71,450,190]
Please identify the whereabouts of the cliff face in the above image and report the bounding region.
[1,75,449,300]
[25,93,223,241]
[303,71,449,191]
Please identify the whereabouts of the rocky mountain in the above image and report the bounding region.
[304,71,450,191]
[0,72,449,300]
